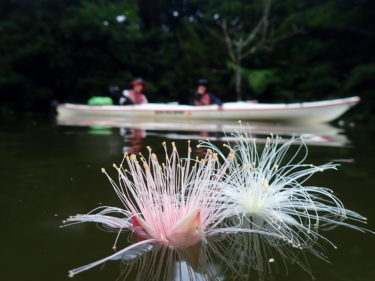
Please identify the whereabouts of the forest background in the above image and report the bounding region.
[0,0,374,126]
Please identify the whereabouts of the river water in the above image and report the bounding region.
[1,114,374,281]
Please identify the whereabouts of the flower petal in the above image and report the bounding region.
[167,210,202,248]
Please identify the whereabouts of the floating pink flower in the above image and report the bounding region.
[63,141,233,277]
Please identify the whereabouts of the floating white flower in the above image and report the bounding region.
[199,129,372,249]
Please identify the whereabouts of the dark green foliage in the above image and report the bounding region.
[0,0,374,123]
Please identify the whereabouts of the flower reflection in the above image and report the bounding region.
[210,223,327,280]
[108,228,323,281]
[114,242,220,281]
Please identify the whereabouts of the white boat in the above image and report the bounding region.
[57,96,360,124]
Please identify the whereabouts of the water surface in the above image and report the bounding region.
[1,114,374,281]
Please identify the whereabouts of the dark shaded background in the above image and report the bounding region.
[0,0,374,125]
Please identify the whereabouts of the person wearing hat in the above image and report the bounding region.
[119,78,148,105]
[192,79,222,107]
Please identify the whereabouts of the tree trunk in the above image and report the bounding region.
[235,62,242,101]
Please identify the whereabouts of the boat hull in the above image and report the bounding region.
[57,96,360,123]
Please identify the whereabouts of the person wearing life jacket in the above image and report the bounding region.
[192,79,223,108]
[119,78,148,105]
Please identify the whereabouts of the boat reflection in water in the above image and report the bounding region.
[119,128,146,154]
[57,115,350,150]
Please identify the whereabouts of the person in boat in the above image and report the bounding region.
[119,78,148,105]
[192,79,223,107]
